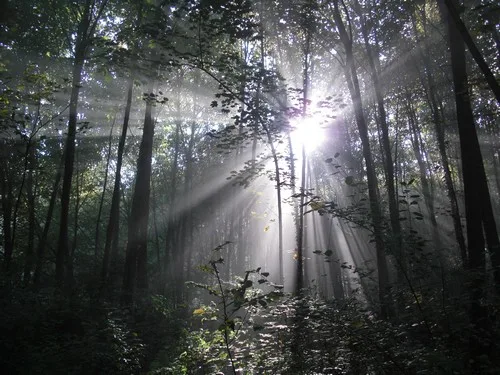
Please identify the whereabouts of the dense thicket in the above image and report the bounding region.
[1,0,499,373]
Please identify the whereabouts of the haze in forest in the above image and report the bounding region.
[1,0,500,374]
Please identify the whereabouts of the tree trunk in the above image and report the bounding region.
[56,4,91,289]
[439,0,500,366]
[441,0,500,103]
[95,116,115,263]
[101,78,133,289]
[0,145,14,272]
[23,143,36,285]
[295,26,311,295]
[333,0,392,319]
[405,92,437,227]
[122,95,155,304]
[33,160,62,287]
[357,0,403,273]
[164,118,181,296]
[412,10,468,265]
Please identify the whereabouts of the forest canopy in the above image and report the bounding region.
[1,0,500,373]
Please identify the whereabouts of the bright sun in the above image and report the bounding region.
[290,109,329,151]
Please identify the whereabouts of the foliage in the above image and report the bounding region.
[1,0,499,373]
[0,282,190,375]
[155,287,476,374]
[153,243,284,374]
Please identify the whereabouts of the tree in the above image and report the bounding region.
[331,0,392,319]
[56,0,108,289]
[439,0,500,367]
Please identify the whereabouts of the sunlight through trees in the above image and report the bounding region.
[1,0,499,373]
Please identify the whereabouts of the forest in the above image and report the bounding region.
[0,0,499,373]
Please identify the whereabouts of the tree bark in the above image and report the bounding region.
[333,0,392,319]
[122,95,155,304]
[56,2,92,289]
[357,3,404,281]
[101,78,133,289]
[33,160,62,287]
[0,145,14,271]
[441,0,500,104]
[23,143,36,285]
[412,9,468,265]
[439,0,500,366]
[405,92,437,227]
[95,116,115,263]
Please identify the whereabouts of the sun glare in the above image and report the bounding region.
[290,111,329,151]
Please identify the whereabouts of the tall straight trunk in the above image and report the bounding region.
[175,121,196,302]
[412,10,467,265]
[95,117,115,262]
[357,0,403,270]
[33,161,62,287]
[439,0,500,365]
[56,3,91,288]
[0,149,14,271]
[12,131,40,267]
[164,118,181,295]
[295,26,311,295]
[151,181,161,276]
[441,0,500,277]
[333,0,392,318]
[405,92,437,227]
[68,150,82,288]
[101,78,133,288]
[263,128,284,282]
[297,144,306,293]
[23,144,36,285]
[122,96,155,304]
[492,145,500,200]
[165,79,183,299]
[255,22,284,286]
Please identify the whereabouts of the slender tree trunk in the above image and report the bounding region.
[333,0,392,318]
[101,78,133,289]
[12,134,38,268]
[405,92,437,227]
[0,148,14,271]
[357,0,403,272]
[151,181,161,277]
[295,26,311,295]
[95,117,115,262]
[122,95,155,304]
[412,10,468,265]
[256,24,284,286]
[33,160,62,287]
[23,144,36,285]
[439,0,500,366]
[57,0,108,289]
[164,118,180,296]
[68,150,82,289]
[175,121,196,301]
[56,5,91,288]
